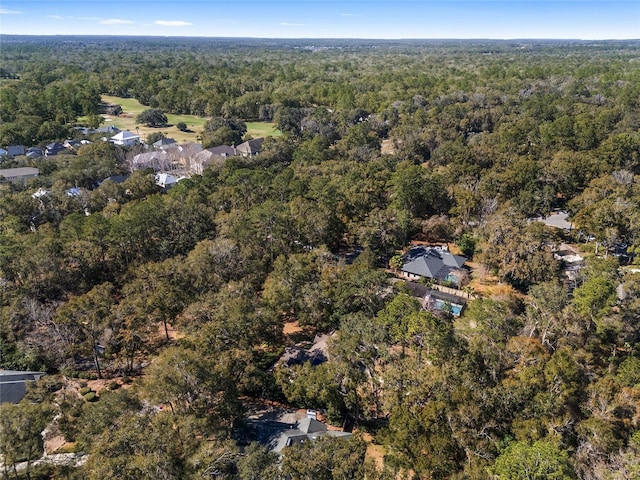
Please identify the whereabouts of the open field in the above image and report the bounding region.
[98,95,280,143]
[245,121,282,139]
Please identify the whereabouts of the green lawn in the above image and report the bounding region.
[246,121,282,139]
[99,95,280,144]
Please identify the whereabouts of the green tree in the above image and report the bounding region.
[280,435,367,480]
[54,282,114,378]
[236,443,280,480]
[83,410,188,480]
[0,402,53,480]
[135,108,168,127]
[491,439,575,479]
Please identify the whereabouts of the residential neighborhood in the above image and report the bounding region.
[2,34,640,480]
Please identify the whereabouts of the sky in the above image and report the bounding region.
[0,1,638,40]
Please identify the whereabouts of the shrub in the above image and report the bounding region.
[108,381,120,390]
[79,386,91,395]
[176,122,187,131]
[83,391,98,402]
[457,232,476,258]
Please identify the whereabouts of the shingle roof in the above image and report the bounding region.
[7,145,26,156]
[207,145,238,157]
[401,246,466,280]
[0,167,39,179]
[236,137,264,155]
[153,137,177,148]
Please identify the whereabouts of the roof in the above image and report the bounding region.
[236,137,264,155]
[0,167,39,179]
[7,145,26,156]
[153,137,177,148]
[298,417,327,434]
[46,143,65,155]
[111,131,139,141]
[73,127,95,135]
[208,145,238,157]
[0,370,45,404]
[401,246,466,280]
[99,174,129,185]
[404,281,431,299]
[155,173,178,188]
[272,418,351,453]
[96,125,120,133]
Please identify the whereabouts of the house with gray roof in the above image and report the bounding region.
[272,417,352,453]
[96,125,120,134]
[45,142,65,156]
[236,138,264,157]
[153,137,177,149]
[0,370,45,404]
[26,147,44,158]
[208,145,238,157]
[400,246,467,285]
[7,145,26,157]
[0,167,39,183]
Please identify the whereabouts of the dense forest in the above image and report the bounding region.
[1,36,640,479]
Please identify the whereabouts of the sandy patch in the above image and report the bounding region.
[283,321,303,335]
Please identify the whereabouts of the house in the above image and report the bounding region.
[553,243,584,285]
[7,145,26,157]
[99,174,129,185]
[188,145,238,173]
[96,125,120,134]
[276,333,333,368]
[45,142,65,156]
[400,245,467,285]
[0,370,45,404]
[208,145,238,157]
[272,417,352,454]
[164,143,202,169]
[235,137,264,156]
[111,131,140,146]
[73,126,95,135]
[63,139,82,150]
[153,137,177,149]
[0,148,8,157]
[0,167,39,183]
[26,146,44,158]
[155,173,178,189]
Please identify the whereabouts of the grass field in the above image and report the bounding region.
[99,95,280,144]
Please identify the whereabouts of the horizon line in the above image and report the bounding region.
[2,34,639,41]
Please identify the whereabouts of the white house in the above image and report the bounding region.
[111,131,140,146]
[155,173,178,189]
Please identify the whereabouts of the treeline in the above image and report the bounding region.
[1,38,640,479]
